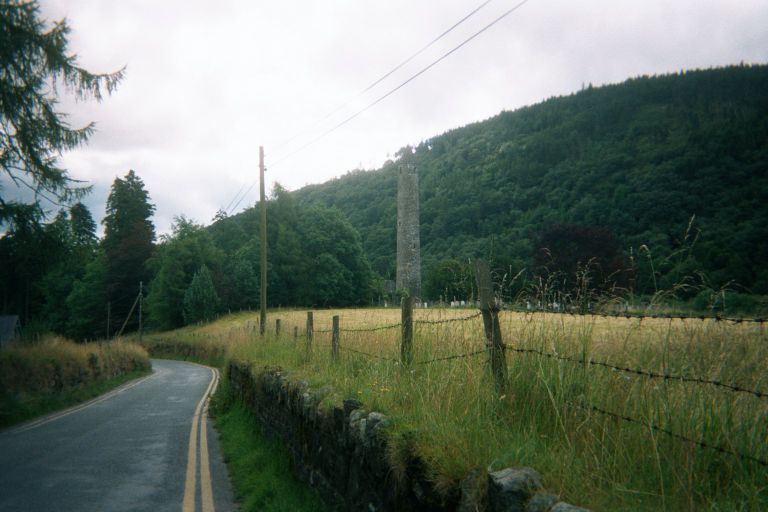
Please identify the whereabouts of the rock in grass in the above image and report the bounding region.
[488,467,543,511]
[550,502,590,512]
[526,492,559,512]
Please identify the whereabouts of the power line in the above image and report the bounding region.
[269,0,496,155]
[364,0,496,94]
[223,184,246,214]
[268,0,531,168]
[228,180,257,215]
[223,0,532,215]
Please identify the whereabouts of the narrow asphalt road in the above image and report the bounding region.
[0,359,235,512]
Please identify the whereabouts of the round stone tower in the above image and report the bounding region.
[396,152,421,300]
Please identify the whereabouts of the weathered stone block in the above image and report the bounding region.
[344,398,362,415]
[526,492,559,512]
[550,502,590,512]
[488,467,543,512]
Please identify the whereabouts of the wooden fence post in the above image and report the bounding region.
[401,296,414,365]
[275,318,281,337]
[293,326,298,341]
[331,315,340,362]
[306,312,313,353]
[475,259,508,392]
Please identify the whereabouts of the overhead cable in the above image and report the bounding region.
[269,0,532,168]
[269,0,496,155]
[226,0,532,214]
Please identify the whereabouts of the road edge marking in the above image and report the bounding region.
[4,370,156,436]
[200,368,220,512]
[182,366,218,512]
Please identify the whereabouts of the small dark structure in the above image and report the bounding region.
[0,315,22,348]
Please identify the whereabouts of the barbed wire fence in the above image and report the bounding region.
[507,307,766,325]
[248,261,765,468]
[261,303,766,468]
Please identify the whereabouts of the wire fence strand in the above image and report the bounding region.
[511,309,766,325]
[415,311,483,325]
[568,401,768,467]
[416,348,488,365]
[504,345,767,399]
[339,323,402,333]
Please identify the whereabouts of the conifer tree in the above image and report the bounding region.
[102,170,155,330]
[0,0,123,223]
[183,265,219,325]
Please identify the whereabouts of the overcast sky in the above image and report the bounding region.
[12,0,768,235]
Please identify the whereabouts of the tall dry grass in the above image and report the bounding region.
[143,308,767,511]
[0,337,151,427]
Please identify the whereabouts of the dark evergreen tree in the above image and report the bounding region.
[69,203,98,250]
[183,265,219,325]
[39,203,99,334]
[65,250,108,340]
[0,206,70,324]
[0,0,123,223]
[102,170,155,332]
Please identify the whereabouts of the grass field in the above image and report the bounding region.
[143,307,767,511]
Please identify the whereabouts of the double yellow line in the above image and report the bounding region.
[182,366,220,512]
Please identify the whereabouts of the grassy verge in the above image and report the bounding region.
[0,369,150,428]
[210,381,331,512]
[143,309,768,511]
[0,338,151,428]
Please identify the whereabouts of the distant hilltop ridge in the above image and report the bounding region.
[244,64,768,297]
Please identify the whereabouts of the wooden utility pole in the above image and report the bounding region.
[475,259,508,392]
[331,315,340,362]
[401,296,414,365]
[306,311,314,354]
[259,146,267,336]
[138,282,143,344]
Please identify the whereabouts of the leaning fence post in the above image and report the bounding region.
[275,318,281,337]
[331,315,340,362]
[306,312,314,353]
[475,259,508,393]
[401,295,414,365]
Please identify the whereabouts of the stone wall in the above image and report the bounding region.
[227,362,589,512]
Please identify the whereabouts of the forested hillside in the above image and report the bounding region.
[291,64,768,301]
[4,65,767,338]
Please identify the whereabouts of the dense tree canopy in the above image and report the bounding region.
[0,0,123,223]
[0,201,97,326]
[145,216,221,331]
[294,65,768,301]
